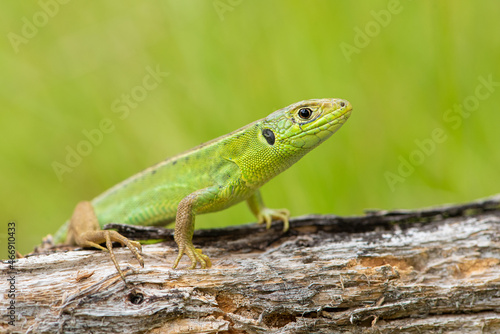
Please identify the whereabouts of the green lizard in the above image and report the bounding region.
[54,98,352,279]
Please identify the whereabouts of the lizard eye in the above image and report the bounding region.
[298,108,313,120]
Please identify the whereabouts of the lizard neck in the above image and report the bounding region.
[223,122,308,187]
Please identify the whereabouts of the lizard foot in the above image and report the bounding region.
[172,243,212,269]
[79,230,144,281]
[256,208,290,232]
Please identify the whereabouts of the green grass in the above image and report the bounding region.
[1,1,499,257]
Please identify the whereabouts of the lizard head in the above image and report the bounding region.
[261,98,352,151]
[232,98,352,184]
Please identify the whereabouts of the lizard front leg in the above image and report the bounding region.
[172,188,218,269]
[247,190,290,232]
[66,201,144,281]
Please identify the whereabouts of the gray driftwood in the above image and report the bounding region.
[1,195,500,333]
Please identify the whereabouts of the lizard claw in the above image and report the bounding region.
[79,230,143,282]
[172,243,211,269]
[68,202,143,282]
[257,208,290,232]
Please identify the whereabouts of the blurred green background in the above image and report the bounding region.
[1,1,499,258]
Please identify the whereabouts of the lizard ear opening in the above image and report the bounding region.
[262,129,275,145]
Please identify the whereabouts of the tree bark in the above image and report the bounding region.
[1,194,500,333]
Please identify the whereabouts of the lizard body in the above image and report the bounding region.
[54,98,352,278]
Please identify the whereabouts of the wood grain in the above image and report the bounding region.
[1,195,499,333]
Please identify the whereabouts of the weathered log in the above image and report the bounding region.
[1,195,500,333]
